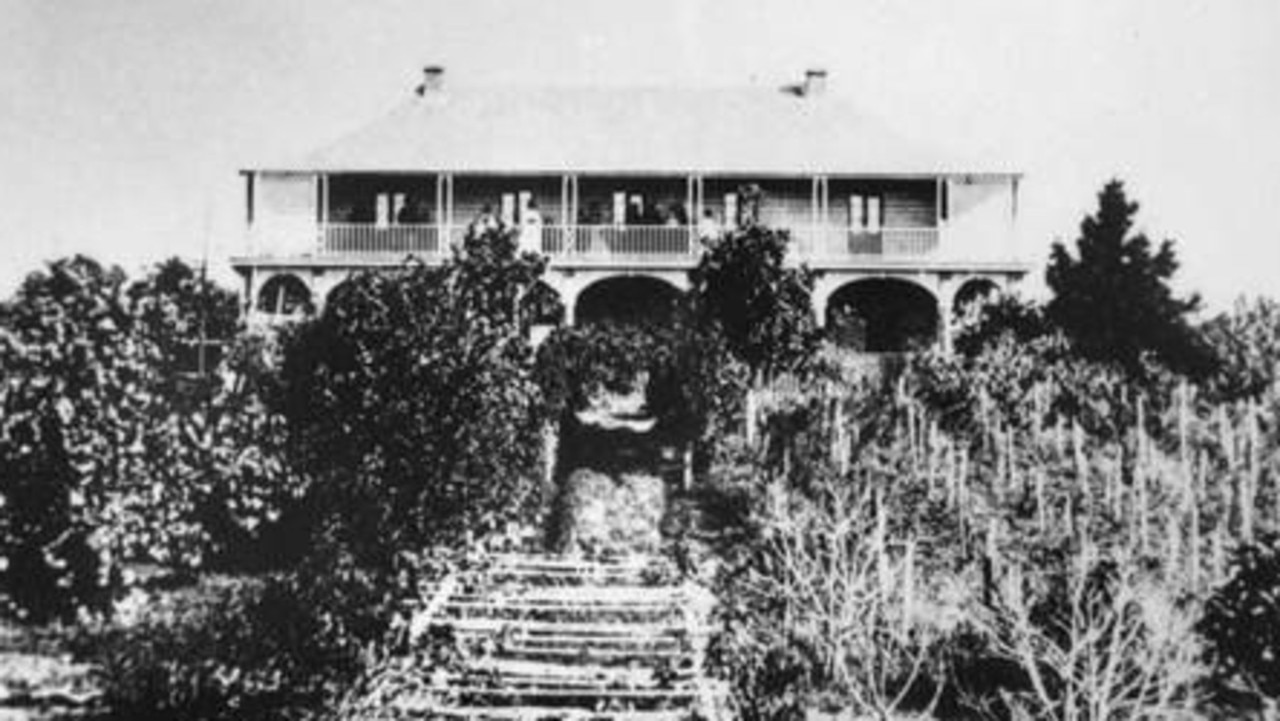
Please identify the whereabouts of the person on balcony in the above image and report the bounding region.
[626,195,644,225]
[397,196,432,224]
[331,204,354,223]
[697,208,721,245]
[519,201,544,255]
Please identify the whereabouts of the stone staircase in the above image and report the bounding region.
[344,552,726,720]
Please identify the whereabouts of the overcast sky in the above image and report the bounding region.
[1,0,1277,310]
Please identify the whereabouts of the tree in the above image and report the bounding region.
[1201,296,1280,402]
[0,256,293,619]
[127,257,240,402]
[1046,180,1216,381]
[276,228,547,563]
[0,256,146,619]
[952,294,1054,359]
[689,186,820,386]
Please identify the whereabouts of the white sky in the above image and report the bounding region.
[1,0,1277,310]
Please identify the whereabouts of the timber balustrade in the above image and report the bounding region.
[311,223,941,262]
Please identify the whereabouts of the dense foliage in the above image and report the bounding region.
[534,323,661,420]
[127,257,240,403]
[71,573,376,721]
[1046,180,1216,382]
[689,186,819,386]
[952,293,1054,359]
[275,228,548,565]
[1199,534,1280,702]
[0,257,141,619]
[4,176,1279,718]
[1201,296,1280,403]
[0,256,293,621]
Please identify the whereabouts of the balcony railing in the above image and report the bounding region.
[321,224,444,257]
[309,223,940,262]
[796,227,940,260]
[543,226,696,261]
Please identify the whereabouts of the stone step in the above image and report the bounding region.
[385,702,690,720]
[348,552,724,720]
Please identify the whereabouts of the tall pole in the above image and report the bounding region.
[198,191,212,379]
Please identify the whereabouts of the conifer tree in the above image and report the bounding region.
[1046,180,1215,380]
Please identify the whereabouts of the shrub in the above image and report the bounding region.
[1199,534,1280,704]
[72,574,365,720]
[952,294,1054,359]
[0,256,149,620]
[534,323,661,420]
[0,257,292,620]
[276,229,547,562]
[971,554,1205,720]
[710,469,950,720]
[688,188,819,387]
[1202,297,1280,403]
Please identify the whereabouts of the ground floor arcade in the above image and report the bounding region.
[239,260,1021,352]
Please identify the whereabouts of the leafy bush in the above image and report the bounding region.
[127,257,240,407]
[0,256,295,621]
[534,323,662,420]
[909,331,1163,444]
[952,293,1054,359]
[1199,534,1280,703]
[0,256,151,620]
[275,229,548,563]
[72,574,366,720]
[688,187,819,386]
[1202,296,1280,403]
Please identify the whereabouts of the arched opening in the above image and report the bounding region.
[574,276,682,328]
[825,278,939,352]
[256,274,314,316]
[523,281,566,326]
[953,278,1000,320]
[325,279,361,310]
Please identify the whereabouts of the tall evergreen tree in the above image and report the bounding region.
[1046,180,1216,380]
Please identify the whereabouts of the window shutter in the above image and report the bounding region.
[612,192,627,225]
[501,194,516,226]
[724,193,739,228]
[868,196,882,231]
[850,194,865,228]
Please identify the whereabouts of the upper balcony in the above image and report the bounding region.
[307,223,944,263]
[236,171,1025,273]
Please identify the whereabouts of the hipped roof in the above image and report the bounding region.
[256,85,1017,177]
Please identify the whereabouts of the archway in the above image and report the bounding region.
[825,278,939,352]
[573,275,682,328]
[256,274,314,316]
[325,278,362,311]
[523,281,566,326]
[953,277,1000,320]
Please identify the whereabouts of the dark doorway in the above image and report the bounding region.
[574,276,682,328]
[826,279,939,352]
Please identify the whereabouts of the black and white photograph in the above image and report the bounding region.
[1,1,1279,718]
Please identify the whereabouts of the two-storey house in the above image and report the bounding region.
[233,67,1027,351]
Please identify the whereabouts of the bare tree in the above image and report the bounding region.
[972,553,1205,720]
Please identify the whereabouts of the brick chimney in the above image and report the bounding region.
[802,68,827,97]
[416,65,445,95]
